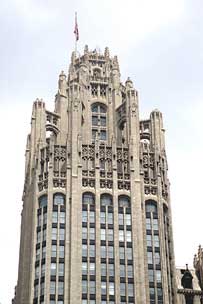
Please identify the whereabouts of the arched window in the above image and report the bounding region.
[100,194,112,207]
[53,193,65,206]
[145,200,157,214]
[39,195,47,208]
[91,103,107,141]
[82,192,95,205]
[118,195,130,208]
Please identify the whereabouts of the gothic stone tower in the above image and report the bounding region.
[15,46,177,304]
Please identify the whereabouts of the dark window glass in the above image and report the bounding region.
[39,195,47,208]
[101,194,112,207]
[118,196,130,208]
[145,201,157,213]
[83,193,95,205]
[54,194,65,206]
[100,130,106,140]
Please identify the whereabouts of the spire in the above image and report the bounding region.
[112,55,119,71]
[104,47,110,58]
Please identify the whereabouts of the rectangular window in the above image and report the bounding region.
[108,229,114,241]
[109,282,114,295]
[92,116,98,126]
[40,282,45,296]
[126,231,132,242]
[120,283,126,296]
[119,213,124,225]
[43,213,47,225]
[58,281,64,295]
[34,284,38,298]
[155,252,160,265]
[100,212,106,224]
[59,228,65,241]
[125,214,131,226]
[37,231,41,243]
[82,210,88,223]
[82,227,88,240]
[100,130,106,140]
[146,234,152,247]
[89,281,96,294]
[82,262,87,275]
[52,228,57,240]
[89,228,95,240]
[156,270,162,283]
[119,247,125,260]
[100,116,106,126]
[150,287,155,296]
[101,246,106,258]
[153,219,159,231]
[35,266,39,279]
[42,229,46,241]
[51,245,57,258]
[120,264,125,277]
[101,229,106,241]
[154,235,160,248]
[36,248,40,261]
[58,263,64,276]
[101,263,107,276]
[42,246,46,259]
[108,246,114,258]
[101,281,107,295]
[82,280,87,294]
[37,214,41,227]
[126,247,133,260]
[82,244,87,257]
[109,263,114,277]
[128,283,134,297]
[119,230,124,242]
[59,245,65,258]
[147,251,153,264]
[127,265,133,278]
[52,211,58,223]
[60,212,66,224]
[50,263,56,276]
[146,218,151,230]
[108,213,113,225]
[50,281,56,295]
[89,263,95,275]
[41,264,45,276]
[157,288,163,297]
[89,211,95,223]
[89,245,95,257]
[148,269,154,282]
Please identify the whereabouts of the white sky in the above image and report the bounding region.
[0,0,203,303]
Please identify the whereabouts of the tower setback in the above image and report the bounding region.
[14,46,178,304]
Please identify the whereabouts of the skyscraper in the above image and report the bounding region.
[14,46,177,304]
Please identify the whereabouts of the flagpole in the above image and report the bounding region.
[74,12,79,54]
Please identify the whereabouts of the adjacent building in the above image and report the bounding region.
[14,46,179,304]
[176,265,202,304]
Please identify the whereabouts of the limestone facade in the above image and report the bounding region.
[14,46,178,304]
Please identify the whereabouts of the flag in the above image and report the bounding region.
[74,12,79,41]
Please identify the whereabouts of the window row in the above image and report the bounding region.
[34,280,64,297]
[82,280,115,296]
[82,193,130,208]
[148,269,162,283]
[82,245,133,260]
[39,193,65,208]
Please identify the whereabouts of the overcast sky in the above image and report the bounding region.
[1,0,203,303]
